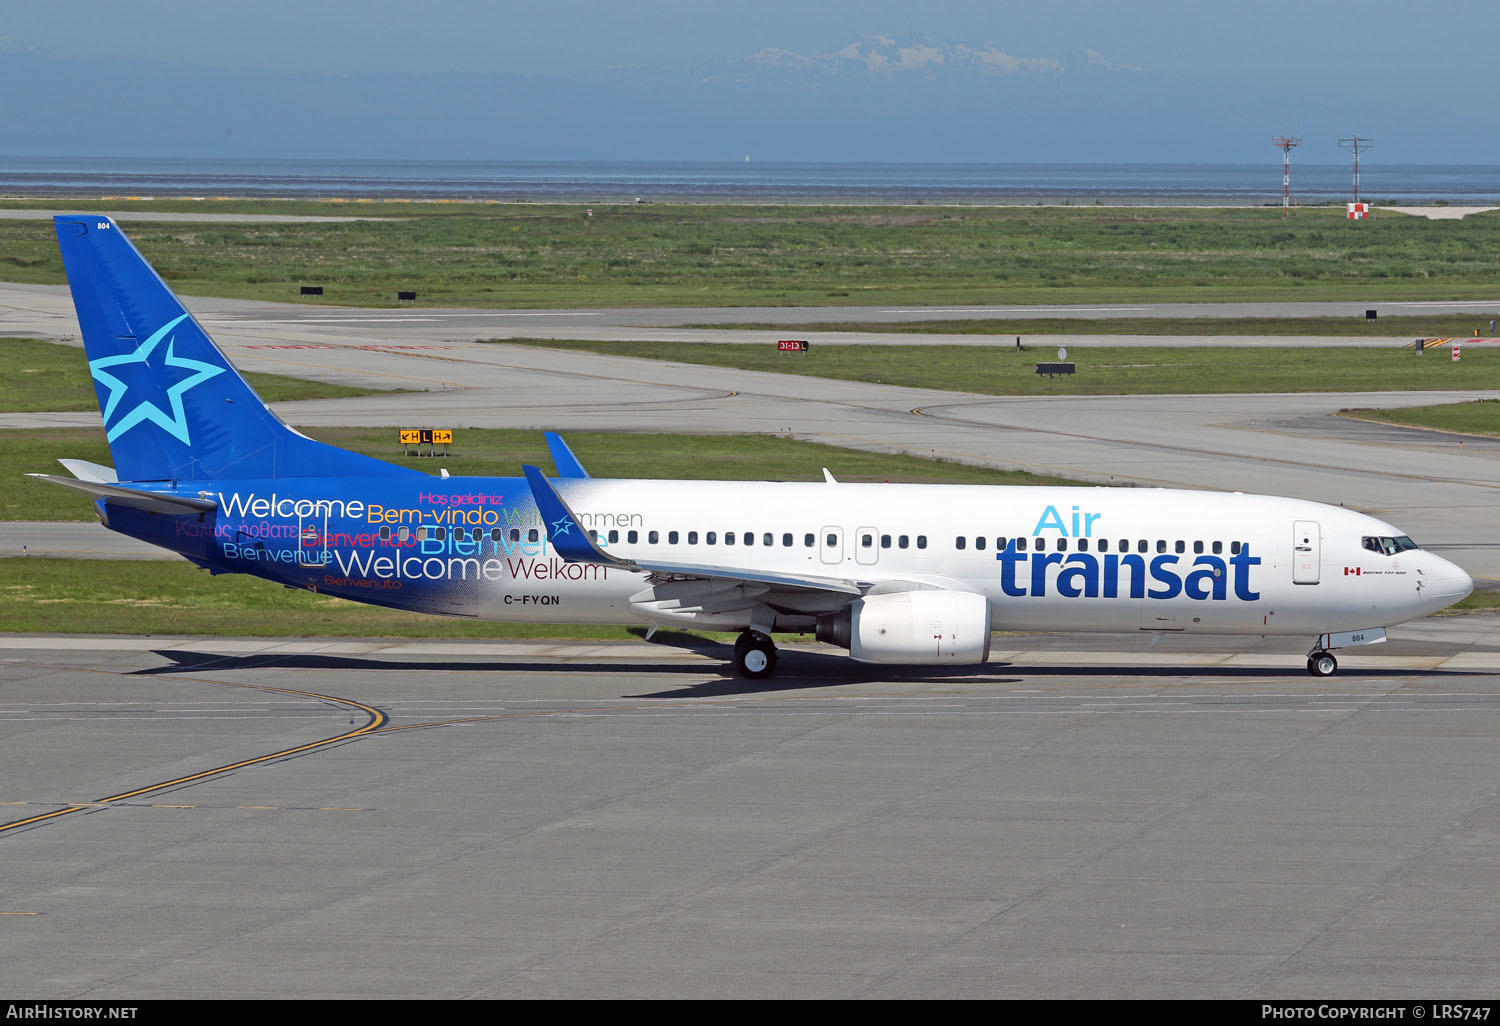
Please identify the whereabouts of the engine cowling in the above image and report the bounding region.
[818,590,992,665]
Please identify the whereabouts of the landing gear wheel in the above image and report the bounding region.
[733,631,778,680]
[1306,651,1338,677]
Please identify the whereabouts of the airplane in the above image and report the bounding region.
[33,214,1475,679]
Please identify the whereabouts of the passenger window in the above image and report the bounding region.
[609,530,619,543]
[899,535,909,549]
[1099,539,1110,552]
[380,526,391,540]
[975,536,986,551]
[1035,538,1046,552]
[743,532,753,546]
[1017,537,1028,551]
[435,527,446,541]
[397,526,409,541]
[881,534,892,549]
[588,530,598,542]
[956,536,967,550]
[804,533,815,547]
[707,532,717,545]
[1078,538,1089,551]
[1057,538,1067,551]
[1193,541,1203,554]
[1174,540,1185,554]
[782,533,792,547]
[669,531,679,544]
[825,533,837,548]
[528,529,539,543]
[688,531,699,544]
[997,537,1008,551]
[917,536,927,549]
[647,530,657,544]
[724,532,734,545]
[1212,541,1222,555]
[1231,541,1241,555]
[416,527,428,541]
[765,533,774,547]
[1156,540,1166,553]
[1137,539,1147,553]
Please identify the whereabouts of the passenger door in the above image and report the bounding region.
[1293,520,1320,585]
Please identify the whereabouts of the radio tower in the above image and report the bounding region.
[1273,136,1302,217]
[1339,135,1373,204]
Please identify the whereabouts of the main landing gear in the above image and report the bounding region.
[733,630,778,679]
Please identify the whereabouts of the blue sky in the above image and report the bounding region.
[5,0,1492,100]
[6,1,1497,163]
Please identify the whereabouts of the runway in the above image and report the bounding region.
[4,620,1500,998]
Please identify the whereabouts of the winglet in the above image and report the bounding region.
[544,432,590,478]
[522,465,633,567]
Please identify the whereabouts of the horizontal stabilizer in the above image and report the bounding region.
[57,459,119,483]
[27,474,217,515]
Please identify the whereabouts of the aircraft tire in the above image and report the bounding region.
[1307,651,1338,677]
[734,631,777,679]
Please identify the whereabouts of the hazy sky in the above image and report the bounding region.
[5,0,1492,101]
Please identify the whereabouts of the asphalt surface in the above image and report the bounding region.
[4,621,1500,998]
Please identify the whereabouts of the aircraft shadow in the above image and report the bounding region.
[134,648,719,677]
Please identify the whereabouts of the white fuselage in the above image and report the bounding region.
[448,480,1472,636]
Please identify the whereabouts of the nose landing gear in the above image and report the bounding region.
[1306,650,1338,677]
[1304,628,1386,677]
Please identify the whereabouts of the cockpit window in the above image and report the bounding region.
[1362,535,1421,556]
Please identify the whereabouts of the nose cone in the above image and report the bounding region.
[1425,555,1474,610]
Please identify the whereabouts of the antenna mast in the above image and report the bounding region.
[1338,135,1373,204]
[1272,136,1302,217]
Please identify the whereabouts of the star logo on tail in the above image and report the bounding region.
[88,314,226,445]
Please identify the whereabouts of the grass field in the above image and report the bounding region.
[2,426,1083,521]
[508,340,1500,396]
[5,201,1500,307]
[0,337,391,412]
[1338,398,1500,437]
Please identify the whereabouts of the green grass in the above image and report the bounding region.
[5,202,1500,307]
[4,426,1083,522]
[1438,587,1500,614]
[1338,398,1500,437]
[702,315,1500,338]
[508,340,1500,396]
[0,337,392,412]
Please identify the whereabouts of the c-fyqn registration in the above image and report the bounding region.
[36,216,1474,678]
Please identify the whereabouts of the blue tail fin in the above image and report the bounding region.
[55,215,414,483]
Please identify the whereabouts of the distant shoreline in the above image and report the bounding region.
[3,157,1497,206]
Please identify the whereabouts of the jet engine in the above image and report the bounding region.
[817,590,992,665]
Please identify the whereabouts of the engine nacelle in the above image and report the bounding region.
[819,590,992,665]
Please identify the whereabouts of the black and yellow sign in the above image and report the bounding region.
[400,429,453,446]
